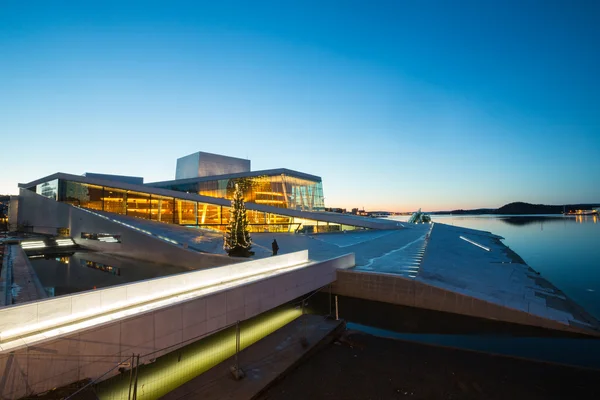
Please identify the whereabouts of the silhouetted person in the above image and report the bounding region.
[272,239,279,256]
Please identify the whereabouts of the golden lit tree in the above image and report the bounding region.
[223,183,253,257]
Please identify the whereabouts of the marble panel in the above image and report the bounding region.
[100,286,128,310]
[225,306,245,325]
[226,288,244,312]
[243,283,261,305]
[154,305,183,339]
[244,300,261,319]
[27,339,80,396]
[154,329,183,358]
[205,314,227,334]
[206,292,227,320]
[0,303,38,334]
[182,297,207,329]
[0,351,29,400]
[120,314,155,355]
[37,296,72,325]
[71,291,103,315]
[77,323,121,357]
[124,281,153,304]
[257,280,276,299]
[182,320,207,343]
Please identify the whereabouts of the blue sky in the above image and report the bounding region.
[1,0,598,211]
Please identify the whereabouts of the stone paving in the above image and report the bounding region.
[6,245,46,304]
[419,223,599,332]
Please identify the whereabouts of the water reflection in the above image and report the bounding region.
[29,251,189,297]
[82,259,121,276]
[499,216,560,226]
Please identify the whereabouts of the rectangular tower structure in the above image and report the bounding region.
[175,152,250,180]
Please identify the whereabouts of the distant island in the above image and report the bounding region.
[431,202,600,215]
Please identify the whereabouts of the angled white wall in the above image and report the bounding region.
[17,189,233,269]
[0,253,354,399]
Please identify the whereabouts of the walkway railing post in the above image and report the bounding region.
[329,284,332,317]
[127,353,135,400]
[235,320,240,373]
[132,354,140,400]
[300,299,309,348]
[230,320,245,380]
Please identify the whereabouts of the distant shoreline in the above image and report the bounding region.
[429,202,600,216]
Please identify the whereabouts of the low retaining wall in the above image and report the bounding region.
[0,245,10,307]
[8,245,47,304]
[331,269,598,337]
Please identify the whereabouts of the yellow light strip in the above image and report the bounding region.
[96,308,302,399]
[255,191,285,196]
[255,200,286,204]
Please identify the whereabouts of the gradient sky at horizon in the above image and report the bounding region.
[1,0,599,212]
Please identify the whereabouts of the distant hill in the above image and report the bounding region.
[430,202,600,215]
[495,202,561,214]
[496,202,600,215]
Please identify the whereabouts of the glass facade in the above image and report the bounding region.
[36,179,59,201]
[104,188,126,215]
[63,181,103,210]
[150,194,174,223]
[31,179,361,234]
[175,199,196,225]
[152,173,325,211]
[126,191,151,219]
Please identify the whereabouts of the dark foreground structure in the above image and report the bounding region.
[259,331,600,400]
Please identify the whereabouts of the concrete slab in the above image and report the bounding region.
[9,245,47,304]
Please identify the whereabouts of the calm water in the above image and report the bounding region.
[390,214,600,319]
[29,251,189,297]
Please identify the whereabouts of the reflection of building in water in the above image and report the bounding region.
[81,259,121,276]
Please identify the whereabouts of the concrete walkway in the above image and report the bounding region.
[161,315,344,400]
[7,245,46,304]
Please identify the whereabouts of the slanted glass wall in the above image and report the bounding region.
[175,199,196,225]
[32,179,361,234]
[126,191,151,219]
[104,188,126,215]
[63,181,104,210]
[151,173,325,211]
[150,194,174,223]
